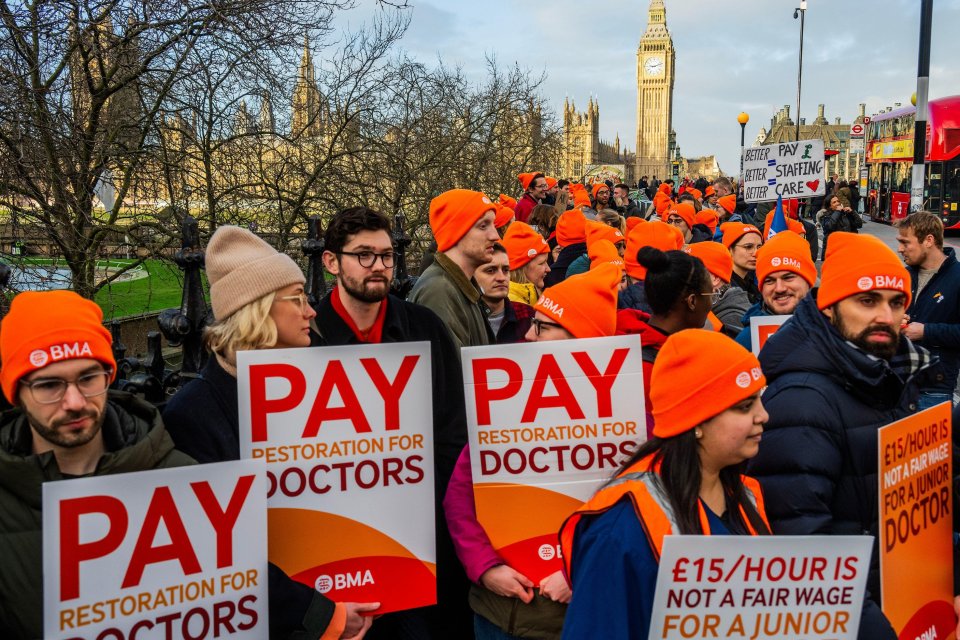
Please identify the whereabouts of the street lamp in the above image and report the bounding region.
[738,112,749,193]
[794,0,807,141]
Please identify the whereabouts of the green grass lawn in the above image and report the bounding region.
[8,257,202,320]
[95,260,201,320]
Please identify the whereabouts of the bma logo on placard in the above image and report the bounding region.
[315,570,375,593]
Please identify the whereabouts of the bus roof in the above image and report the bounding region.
[869,95,960,161]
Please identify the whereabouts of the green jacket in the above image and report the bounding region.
[408,251,494,351]
[0,391,194,639]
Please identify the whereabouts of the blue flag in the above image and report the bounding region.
[767,194,789,240]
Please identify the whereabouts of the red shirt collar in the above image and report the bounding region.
[329,286,388,343]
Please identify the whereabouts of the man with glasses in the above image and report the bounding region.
[0,290,193,638]
[665,202,713,244]
[315,206,474,640]
[735,231,816,352]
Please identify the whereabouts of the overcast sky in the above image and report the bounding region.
[341,0,960,176]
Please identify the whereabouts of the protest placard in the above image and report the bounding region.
[742,140,827,203]
[43,460,268,639]
[462,336,646,583]
[878,402,955,639]
[749,315,791,355]
[649,535,872,640]
[237,343,435,613]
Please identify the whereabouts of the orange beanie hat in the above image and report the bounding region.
[705,185,716,197]
[585,220,624,248]
[755,230,817,287]
[651,329,765,438]
[687,241,734,283]
[0,290,117,403]
[494,203,515,229]
[818,232,911,310]
[430,189,496,252]
[556,209,587,247]
[592,183,610,199]
[534,263,620,338]
[694,209,720,234]
[588,239,624,271]
[717,194,736,215]
[624,221,684,280]
[545,176,558,189]
[518,172,538,190]
[666,202,696,229]
[572,189,592,209]
[658,183,672,196]
[502,221,549,270]
[688,188,703,202]
[498,194,517,210]
[720,222,762,249]
[625,217,645,232]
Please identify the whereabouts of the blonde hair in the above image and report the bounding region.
[598,209,626,234]
[510,268,531,285]
[204,292,278,362]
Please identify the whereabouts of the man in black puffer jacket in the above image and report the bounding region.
[749,233,938,640]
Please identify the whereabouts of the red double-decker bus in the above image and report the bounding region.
[866,95,960,227]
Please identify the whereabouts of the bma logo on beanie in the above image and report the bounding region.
[735,367,764,388]
[28,342,93,370]
[537,296,564,318]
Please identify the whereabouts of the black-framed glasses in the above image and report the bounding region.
[20,369,112,405]
[531,318,564,336]
[338,251,395,268]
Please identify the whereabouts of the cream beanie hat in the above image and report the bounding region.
[206,226,306,320]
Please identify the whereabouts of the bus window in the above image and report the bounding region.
[926,162,942,213]
[945,163,960,206]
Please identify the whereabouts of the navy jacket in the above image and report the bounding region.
[562,500,738,640]
[544,242,587,287]
[907,247,960,393]
[748,295,935,639]
[618,280,652,313]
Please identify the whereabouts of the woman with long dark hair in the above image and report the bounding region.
[559,329,771,640]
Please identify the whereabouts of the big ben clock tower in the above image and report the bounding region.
[636,0,675,181]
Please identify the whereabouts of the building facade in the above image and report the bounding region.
[561,97,635,183]
[761,103,867,181]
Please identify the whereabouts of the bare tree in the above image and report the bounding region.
[0,0,354,297]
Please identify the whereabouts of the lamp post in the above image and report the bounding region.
[793,0,807,140]
[910,0,933,213]
[738,112,750,195]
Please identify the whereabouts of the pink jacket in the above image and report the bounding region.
[443,445,503,583]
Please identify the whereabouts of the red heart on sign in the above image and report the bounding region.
[806,179,820,191]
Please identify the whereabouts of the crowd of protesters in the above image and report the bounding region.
[1,166,959,640]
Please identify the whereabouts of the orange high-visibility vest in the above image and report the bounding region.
[558,454,769,581]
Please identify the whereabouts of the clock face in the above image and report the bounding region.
[644,56,664,77]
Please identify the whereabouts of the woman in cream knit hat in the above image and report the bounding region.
[163,226,378,640]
